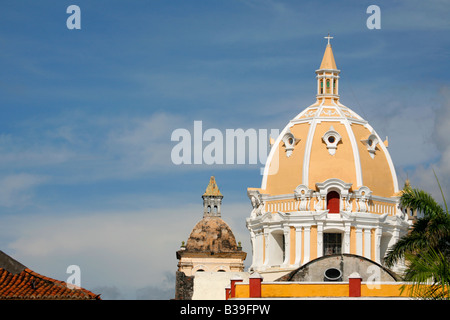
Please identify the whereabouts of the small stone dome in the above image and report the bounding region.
[185,216,240,253]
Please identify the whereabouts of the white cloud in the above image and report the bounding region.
[0,173,47,207]
[398,86,450,201]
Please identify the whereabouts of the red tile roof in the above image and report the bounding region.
[0,251,100,300]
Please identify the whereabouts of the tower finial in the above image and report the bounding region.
[324,32,333,46]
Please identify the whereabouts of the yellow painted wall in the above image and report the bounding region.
[264,123,310,195]
[234,282,414,298]
[263,283,348,298]
[350,227,356,254]
[351,124,395,197]
[361,284,411,297]
[307,122,357,190]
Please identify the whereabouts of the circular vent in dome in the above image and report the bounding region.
[324,268,342,281]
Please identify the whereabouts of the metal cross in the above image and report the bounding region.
[324,33,333,45]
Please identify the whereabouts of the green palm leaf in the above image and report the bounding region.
[385,174,450,299]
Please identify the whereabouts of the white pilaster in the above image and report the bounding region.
[374,227,382,263]
[344,223,351,253]
[303,226,311,264]
[263,229,270,268]
[294,226,302,266]
[282,227,291,267]
[317,223,323,258]
[364,229,372,259]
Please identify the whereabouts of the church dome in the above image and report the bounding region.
[185,216,239,253]
[246,36,410,279]
[176,176,246,294]
[260,39,398,199]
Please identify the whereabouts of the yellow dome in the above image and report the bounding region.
[258,41,398,200]
[246,37,410,278]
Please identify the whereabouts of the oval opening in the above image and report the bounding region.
[324,268,342,281]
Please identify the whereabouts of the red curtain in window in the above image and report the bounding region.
[327,191,340,213]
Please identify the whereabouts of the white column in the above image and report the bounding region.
[343,224,351,253]
[336,76,339,95]
[263,229,270,268]
[317,223,323,258]
[364,229,371,259]
[282,227,290,267]
[317,76,320,95]
[303,226,311,264]
[249,230,256,269]
[374,227,382,263]
[294,226,302,266]
[331,74,334,94]
[255,230,265,268]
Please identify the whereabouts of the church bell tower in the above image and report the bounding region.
[202,176,223,217]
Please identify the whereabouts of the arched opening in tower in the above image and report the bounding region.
[327,191,340,213]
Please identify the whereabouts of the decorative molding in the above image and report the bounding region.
[248,189,265,218]
[322,125,342,155]
[361,131,380,159]
[354,186,372,213]
[294,184,314,211]
[281,128,300,157]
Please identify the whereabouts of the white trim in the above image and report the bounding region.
[364,228,372,259]
[303,226,311,264]
[301,100,324,187]
[342,120,363,187]
[294,226,302,266]
[364,124,399,193]
[301,119,317,187]
[261,123,290,190]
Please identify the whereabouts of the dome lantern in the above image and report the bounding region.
[316,33,340,101]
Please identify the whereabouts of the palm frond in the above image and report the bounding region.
[433,168,448,215]
[384,231,430,268]
[402,248,450,299]
[400,188,445,218]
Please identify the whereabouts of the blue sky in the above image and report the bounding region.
[0,0,449,299]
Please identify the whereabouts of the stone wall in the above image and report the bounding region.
[174,271,194,300]
[277,254,399,282]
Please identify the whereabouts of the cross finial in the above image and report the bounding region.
[324,33,333,45]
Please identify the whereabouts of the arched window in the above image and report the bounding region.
[327,191,340,213]
[320,80,324,94]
